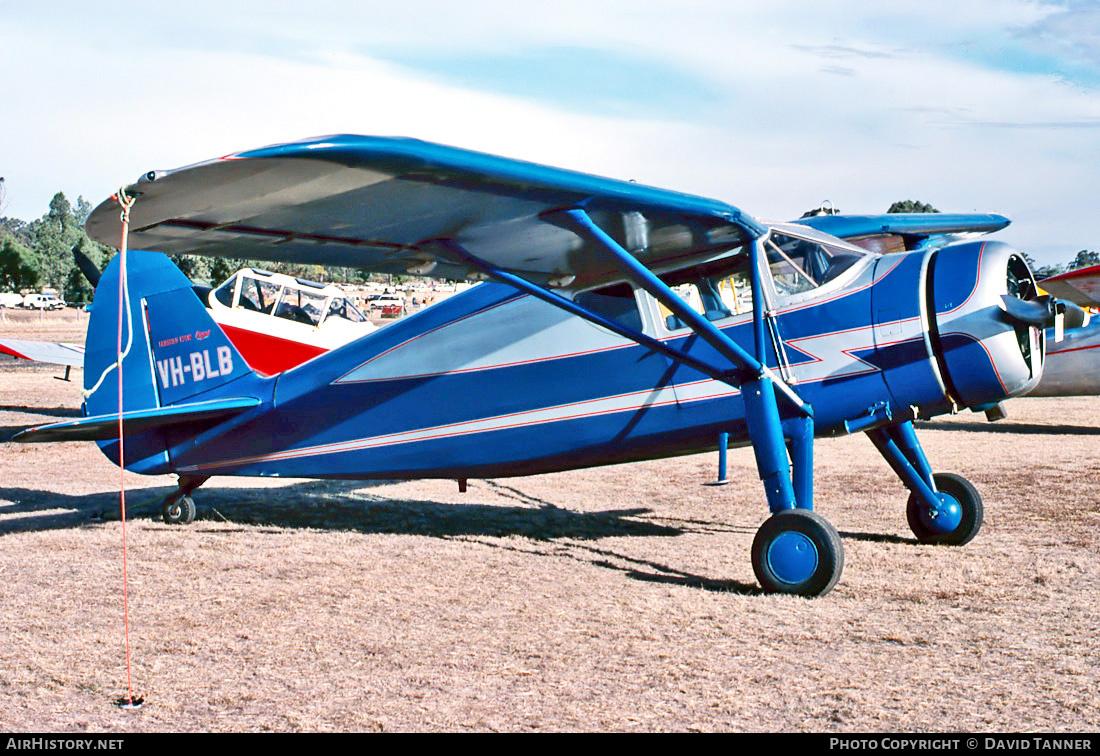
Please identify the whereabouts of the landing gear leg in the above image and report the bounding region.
[161,475,209,525]
[867,421,983,546]
[744,380,843,597]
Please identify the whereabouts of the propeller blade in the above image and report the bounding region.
[71,245,101,288]
[1000,294,1055,327]
[999,295,1089,330]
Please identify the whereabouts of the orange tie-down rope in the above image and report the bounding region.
[111,188,142,709]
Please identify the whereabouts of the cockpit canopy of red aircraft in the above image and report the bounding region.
[210,268,368,328]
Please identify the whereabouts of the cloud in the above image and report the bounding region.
[1014,1,1100,75]
[789,43,903,61]
[2,1,1099,265]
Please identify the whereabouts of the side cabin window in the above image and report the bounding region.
[326,296,368,324]
[239,276,282,314]
[574,282,644,333]
[213,276,235,307]
[765,232,861,297]
[656,253,754,331]
[274,287,328,326]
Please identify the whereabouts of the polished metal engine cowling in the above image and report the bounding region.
[929,241,1043,407]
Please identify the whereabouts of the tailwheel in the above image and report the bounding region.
[161,494,196,525]
[751,509,844,597]
[906,472,982,546]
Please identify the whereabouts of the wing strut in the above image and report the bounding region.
[436,207,817,514]
[549,208,813,419]
[549,208,813,513]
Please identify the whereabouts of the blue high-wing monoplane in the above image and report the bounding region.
[14,135,1072,597]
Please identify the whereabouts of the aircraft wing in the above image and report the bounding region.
[793,213,1010,252]
[85,135,766,289]
[0,338,84,368]
[1039,265,1100,308]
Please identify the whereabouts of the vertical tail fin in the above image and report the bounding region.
[83,250,253,471]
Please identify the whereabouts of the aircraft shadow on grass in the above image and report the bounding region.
[0,478,675,539]
[915,420,1100,435]
[0,405,81,419]
[0,478,765,594]
[0,407,82,441]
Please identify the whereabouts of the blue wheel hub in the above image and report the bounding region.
[766,531,819,585]
[918,492,963,534]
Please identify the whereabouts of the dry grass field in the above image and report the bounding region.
[1,311,1098,732]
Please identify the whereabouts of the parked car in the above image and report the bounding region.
[0,293,23,309]
[366,294,405,312]
[22,293,67,310]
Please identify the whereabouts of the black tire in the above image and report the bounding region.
[162,494,196,525]
[751,509,844,597]
[906,472,982,546]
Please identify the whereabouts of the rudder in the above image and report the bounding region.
[84,250,252,472]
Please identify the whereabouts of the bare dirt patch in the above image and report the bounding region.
[1,312,1098,732]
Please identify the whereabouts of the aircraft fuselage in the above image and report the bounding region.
[116,240,1040,482]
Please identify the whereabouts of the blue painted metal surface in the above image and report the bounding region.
[888,421,936,490]
[85,135,767,288]
[782,416,814,511]
[866,426,942,514]
[767,531,820,585]
[13,397,261,443]
[552,209,768,381]
[432,238,741,391]
[794,213,1010,246]
[842,402,892,435]
[43,234,1030,488]
[20,135,1070,595]
[555,207,808,513]
[913,489,963,535]
[716,432,728,484]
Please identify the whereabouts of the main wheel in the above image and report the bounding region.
[161,494,196,525]
[751,509,844,597]
[906,472,982,546]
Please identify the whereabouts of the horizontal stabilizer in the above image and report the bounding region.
[13,396,260,443]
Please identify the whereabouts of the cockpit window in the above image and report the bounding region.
[326,296,367,323]
[275,287,328,326]
[239,276,281,314]
[574,282,643,332]
[657,252,754,330]
[766,232,861,297]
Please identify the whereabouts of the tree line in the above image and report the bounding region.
[2,192,1095,302]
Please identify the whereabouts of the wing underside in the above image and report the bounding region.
[85,135,764,289]
[794,213,1010,253]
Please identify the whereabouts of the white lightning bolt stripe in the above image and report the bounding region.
[784,317,924,383]
[178,378,742,473]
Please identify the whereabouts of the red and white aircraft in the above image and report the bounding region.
[1025,265,1100,397]
[0,267,376,376]
[204,267,376,375]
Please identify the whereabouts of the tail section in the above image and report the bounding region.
[75,250,256,472]
[143,281,252,405]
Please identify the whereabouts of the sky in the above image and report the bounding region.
[2,0,1099,265]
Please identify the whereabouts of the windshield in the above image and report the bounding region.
[325,296,367,323]
[765,231,864,297]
